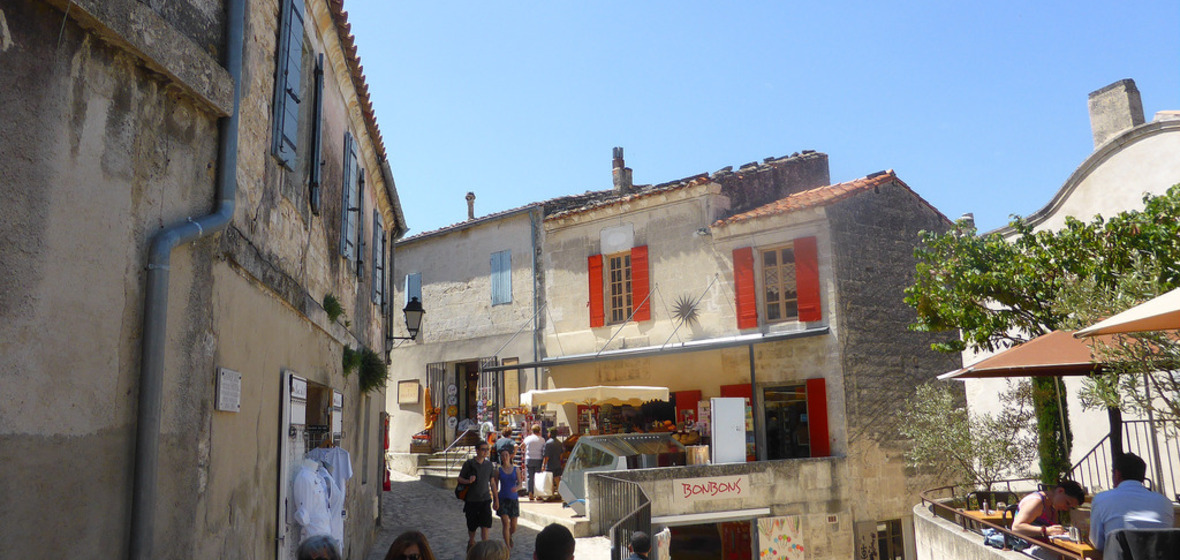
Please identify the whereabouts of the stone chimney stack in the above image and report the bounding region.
[1088,79,1145,148]
[612,147,633,194]
[959,212,975,230]
[466,192,476,220]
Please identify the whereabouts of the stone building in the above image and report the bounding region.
[0,1,404,559]
[387,149,960,558]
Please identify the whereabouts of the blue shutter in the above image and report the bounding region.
[491,250,512,305]
[340,133,356,260]
[356,169,366,278]
[372,212,385,305]
[405,273,422,306]
[271,0,305,169]
[309,53,324,214]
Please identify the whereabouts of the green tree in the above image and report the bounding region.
[901,381,1037,489]
[904,185,1180,483]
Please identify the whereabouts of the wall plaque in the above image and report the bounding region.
[215,368,241,413]
[398,380,420,404]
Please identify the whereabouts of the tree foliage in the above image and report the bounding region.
[901,381,1038,489]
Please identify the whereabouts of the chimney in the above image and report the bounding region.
[959,212,975,230]
[1088,79,1145,148]
[466,192,476,220]
[612,147,633,194]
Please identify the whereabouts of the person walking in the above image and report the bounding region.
[522,424,545,500]
[493,427,516,465]
[457,441,496,551]
[492,448,522,548]
[541,427,564,501]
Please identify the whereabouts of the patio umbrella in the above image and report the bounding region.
[520,385,670,407]
[1075,287,1180,337]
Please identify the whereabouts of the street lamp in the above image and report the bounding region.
[391,297,425,340]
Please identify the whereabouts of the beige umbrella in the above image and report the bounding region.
[520,385,669,407]
[1076,287,1180,337]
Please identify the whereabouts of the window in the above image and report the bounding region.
[607,252,632,323]
[308,53,325,214]
[371,211,385,307]
[405,273,421,307]
[340,133,362,264]
[588,246,649,327]
[761,245,798,323]
[876,519,904,560]
[490,250,512,305]
[271,0,305,169]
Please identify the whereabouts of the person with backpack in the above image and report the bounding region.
[457,441,496,551]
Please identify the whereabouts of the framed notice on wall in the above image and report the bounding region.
[397,379,420,404]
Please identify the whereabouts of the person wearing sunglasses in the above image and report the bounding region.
[382,530,437,560]
[296,535,341,560]
[458,442,497,551]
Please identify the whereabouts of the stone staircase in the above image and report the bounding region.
[418,449,475,489]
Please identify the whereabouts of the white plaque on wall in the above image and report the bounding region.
[215,368,242,413]
[332,390,343,436]
[289,375,307,426]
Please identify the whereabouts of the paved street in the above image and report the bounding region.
[365,471,611,560]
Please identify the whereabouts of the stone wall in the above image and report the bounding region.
[913,503,1025,560]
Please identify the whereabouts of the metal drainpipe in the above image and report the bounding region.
[128,0,243,557]
[530,207,541,390]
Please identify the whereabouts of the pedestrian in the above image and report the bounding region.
[467,539,509,560]
[382,530,437,560]
[296,535,341,560]
[492,448,522,547]
[541,427,564,501]
[522,424,545,500]
[1089,452,1176,550]
[493,426,516,465]
[626,531,650,560]
[533,523,575,560]
[457,441,496,551]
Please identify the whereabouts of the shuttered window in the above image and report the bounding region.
[631,245,650,322]
[371,211,386,307]
[355,169,366,279]
[490,250,512,305]
[309,53,325,214]
[805,377,830,457]
[340,133,361,263]
[733,247,758,329]
[405,273,422,307]
[588,255,604,328]
[271,0,305,169]
[734,236,821,329]
[589,246,651,326]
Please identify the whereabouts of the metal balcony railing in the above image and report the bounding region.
[1069,419,1179,499]
[588,473,653,560]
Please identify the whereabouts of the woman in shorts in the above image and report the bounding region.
[491,447,522,548]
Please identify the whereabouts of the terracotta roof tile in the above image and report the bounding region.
[329,0,385,161]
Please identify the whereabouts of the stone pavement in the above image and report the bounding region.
[364,471,611,560]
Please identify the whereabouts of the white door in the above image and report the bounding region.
[277,371,308,560]
[711,397,747,464]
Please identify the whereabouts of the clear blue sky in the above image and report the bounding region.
[347,1,1179,237]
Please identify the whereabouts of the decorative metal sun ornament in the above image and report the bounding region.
[672,294,700,326]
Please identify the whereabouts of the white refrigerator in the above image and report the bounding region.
[710,397,748,464]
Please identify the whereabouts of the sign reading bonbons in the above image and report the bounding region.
[674,475,750,502]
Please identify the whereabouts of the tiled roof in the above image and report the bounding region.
[328,0,385,161]
[714,170,947,226]
[542,174,713,222]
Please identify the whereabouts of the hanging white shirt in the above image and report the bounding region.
[292,462,331,543]
[307,447,353,491]
[318,465,345,546]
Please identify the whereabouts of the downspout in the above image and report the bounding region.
[128,0,244,558]
[531,207,541,391]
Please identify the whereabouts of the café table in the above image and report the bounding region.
[1048,536,1097,559]
[958,509,1011,527]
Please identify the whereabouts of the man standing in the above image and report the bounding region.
[458,441,496,551]
[522,424,546,500]
[533,523,575,560]
[541,427,564,501]
[626,531,650,560]
[1089,452,1175,551]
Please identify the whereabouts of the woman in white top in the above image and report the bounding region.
[521,424,546,500]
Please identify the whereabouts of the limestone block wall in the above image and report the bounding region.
[588,458,855,559]
[913,503,1025,560]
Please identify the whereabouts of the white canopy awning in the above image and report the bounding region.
[520,386,670,407]
[1076,287,1180,337]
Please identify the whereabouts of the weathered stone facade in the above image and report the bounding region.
[0,1,402,558]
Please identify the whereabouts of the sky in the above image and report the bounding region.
[346,1,1180,237]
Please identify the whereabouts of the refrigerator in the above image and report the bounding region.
[710,397,748,464]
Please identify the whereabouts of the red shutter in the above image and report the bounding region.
[733,247,758,329]
[588,254,604,327]
[794,236,821,322]
[631,245,650,322]
[806,377,830,457]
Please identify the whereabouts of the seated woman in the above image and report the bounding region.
[1011,480,1085,541]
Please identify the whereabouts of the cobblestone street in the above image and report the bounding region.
[365,471,610,560]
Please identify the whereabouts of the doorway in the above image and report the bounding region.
[668,521,752,560]
[762,385,810,460]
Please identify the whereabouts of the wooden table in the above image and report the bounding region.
[958,509,1010,527]
[1048,536,1098,559]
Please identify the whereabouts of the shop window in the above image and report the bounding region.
[588,245,649,327]
[877,519,904,560]
[761,378,829,460]
[490,250,512,305]
[271,0,305,169]
[733,236,821,329]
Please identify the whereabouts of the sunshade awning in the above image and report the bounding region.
[937,330,1112,380]
[520,386,670,407]
[1076,288,1180,337]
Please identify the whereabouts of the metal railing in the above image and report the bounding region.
[1069,419,1179,499]
[443,429,478,473]
[589,474,652,560]
[920,480,1089,560]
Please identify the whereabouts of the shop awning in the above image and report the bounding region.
[480,326,830,372]
[521,386,670,407]
[937,330,1110,380]
[1076,287,1180,337]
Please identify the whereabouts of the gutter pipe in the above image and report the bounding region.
[128,0,243,557]
[530,207,541,390]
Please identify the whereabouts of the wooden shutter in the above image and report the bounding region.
[491,250,512,305]
[426,363,447,449]
[806,377,830,457]
[272,0,305,169]
[309,53,324,213]
[371,211,385,305]
[631,245,651,322]
[340,133,358,260]
[733,247,758,329]
[794,236,821,322]
[588,254,604,327]
[356,169,366,278]
[405,273,421,305]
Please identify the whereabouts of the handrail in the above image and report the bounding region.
[590,474,652,560]
[443,429,478,473]
[920,479,1087,560]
